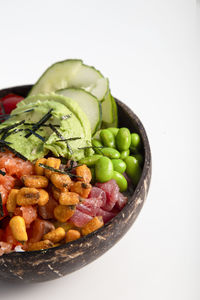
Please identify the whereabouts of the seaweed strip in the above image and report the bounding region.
[3,144,27,161]
[39,163,82,179]
[61,114,71,120]
[0,170,6,176]
[0,120,25,135]
[49,124,73,155]
[1,128,24,140]
[25,109,53,138]
[25,129,45,142]
[56,137,81,142]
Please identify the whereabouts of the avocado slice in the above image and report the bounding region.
[0,94,92,161]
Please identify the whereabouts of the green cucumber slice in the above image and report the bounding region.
[101,91,113,123]
[56,88,102,135]
[101,93,118,128]
[29,59,108,101]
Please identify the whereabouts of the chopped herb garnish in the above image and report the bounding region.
[0,193,4,217]
[49,124,73,155]
[0,170,6,176]
[0,109,35,121]
[1,128,24,140]
[2,144,27,161]
[0,120,25,135]
[12,108,35,116]
[39,163,82,179]
[61,114,71,120]
[25,109,53,138]
[25,129,45,142]
[24,123,60,128]
[56,137,81,142]
[0,140,12,145]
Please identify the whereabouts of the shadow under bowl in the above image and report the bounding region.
[0,85,151,283]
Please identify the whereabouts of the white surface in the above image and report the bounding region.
[0,0,199,299]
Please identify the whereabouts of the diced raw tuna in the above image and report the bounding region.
[88,187,106,207]
[0,151,34,178]
[0,241,12,256]
[115,192,128,210]
[69,209,92,227]
[38,195,57,219]
[77,203,99,217]
[14,206,37,227]
[96,180,120,211]
[96,208,116,223]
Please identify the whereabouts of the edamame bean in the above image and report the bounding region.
[116,128,131,151]
[79,155,102,167]
[134,154,144,166]
[107,127,119,136]
[101,147,120,159]
[95,157,113,182]
[124,156,142,185]
[111,159,126,174]
[120,149,130,160]
[92,139,103,154]
[100,129,115,148]
[112,171,128,192]
[129,146,139,155]
[131,133,141,149]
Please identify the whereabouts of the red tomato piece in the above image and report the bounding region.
[0,94,24,114]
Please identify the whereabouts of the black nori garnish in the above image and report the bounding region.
[56,137,81,142]
[39,163,82,179]
[1,128,24,141]
[0,108,35,121]
[24,123,59,128]
[0,170,6,176]
[0,120,25,135]
[0,193,4,217]
[2,144,27,161]
[49,124,73,155]
[25,109,53,138]
[61,114,71,120]
[25,129,45,142]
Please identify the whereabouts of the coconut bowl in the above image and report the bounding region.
[0,85,151,283]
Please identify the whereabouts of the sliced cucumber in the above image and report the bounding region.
[29,59,108,101]
[56,88,102,135]
[101,91,113,123]
[102,93,118,128]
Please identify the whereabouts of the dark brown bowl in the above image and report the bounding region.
[0,85,151,283]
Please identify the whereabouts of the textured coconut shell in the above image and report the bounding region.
[0,85,151,282]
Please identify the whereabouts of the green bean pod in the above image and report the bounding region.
[124,156,142,185]
[131,133,141,149]
[120,149,130,160]
[95,157,113,182]
[79,154,102,167]
[92,139,103,154]
[116,127,131,151]
[101,147,120,159]
[111,159,126,174]
[107,127,119,136]
[100,129,116,148]
[112,171,128,192]
[133,154,144,166]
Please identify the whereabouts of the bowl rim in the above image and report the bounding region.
[0,85,151,258]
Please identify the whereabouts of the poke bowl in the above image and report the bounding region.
[0,60,151,283]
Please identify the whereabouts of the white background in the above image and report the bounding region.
[0,1,199,299]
